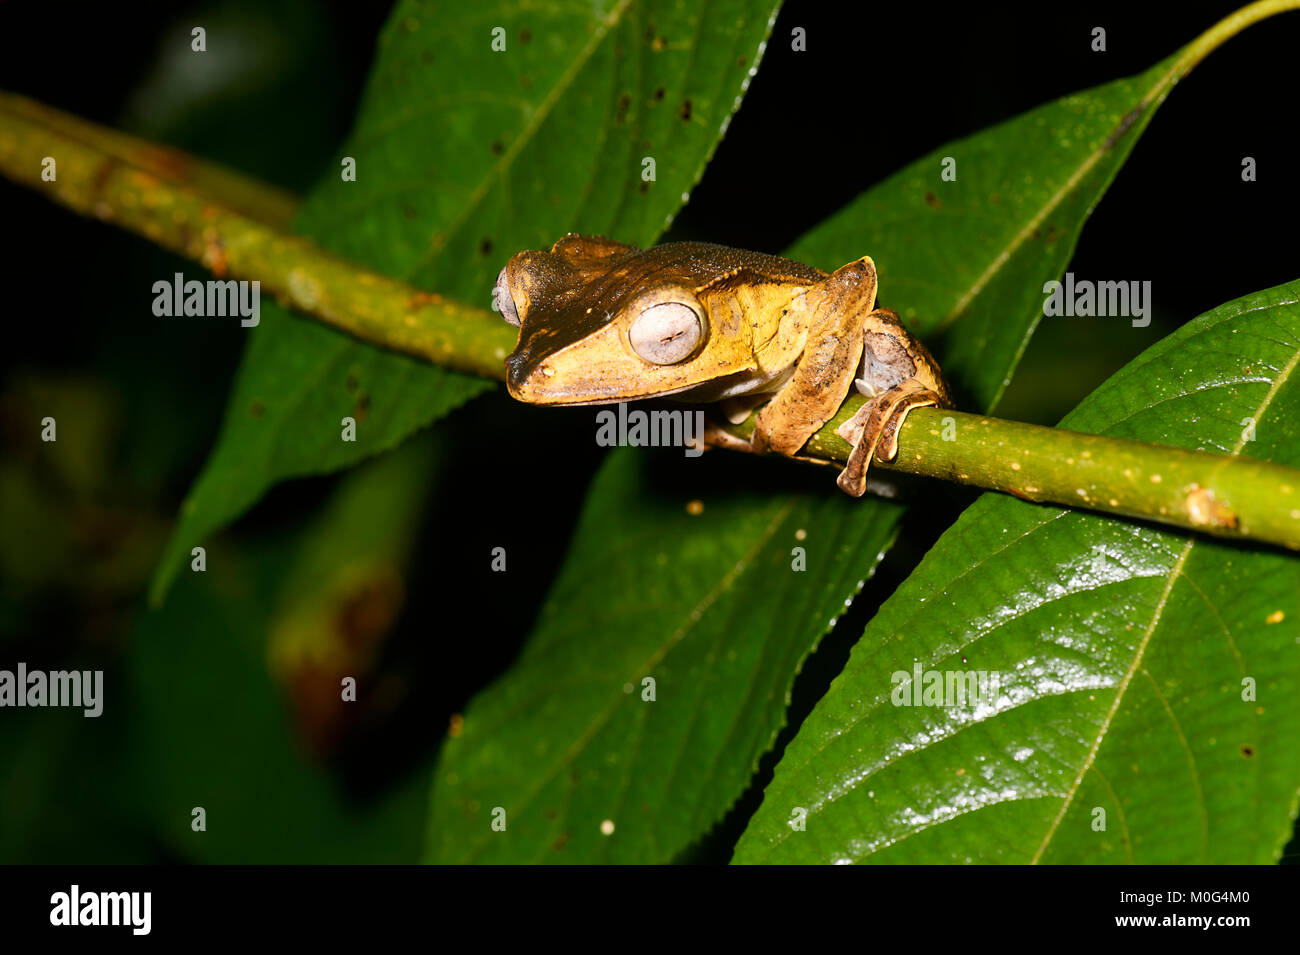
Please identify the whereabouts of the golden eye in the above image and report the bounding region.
[629,302,702,364]
[492,267,520,327]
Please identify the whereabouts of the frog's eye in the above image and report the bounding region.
[492,267,521,327]
[629,302,702,364]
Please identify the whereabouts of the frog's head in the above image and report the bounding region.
[495,235,763,405]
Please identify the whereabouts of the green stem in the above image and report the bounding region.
[2,0,1300,551]
[1170,0,1300,80]
[0,92,301,229]
[727,401,1300,549]
[0,93,517,379]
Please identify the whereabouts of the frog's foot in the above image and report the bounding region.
[834,379,942,497]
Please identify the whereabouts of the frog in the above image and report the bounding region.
[493,233,952,496]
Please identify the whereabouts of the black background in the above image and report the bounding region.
[1,0,1296,865]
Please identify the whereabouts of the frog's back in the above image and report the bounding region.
[626,241,826,290]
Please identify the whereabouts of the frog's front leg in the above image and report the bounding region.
[750,257,877,459]
[750,257,950,496]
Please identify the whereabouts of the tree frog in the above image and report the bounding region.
[493,234,952,496]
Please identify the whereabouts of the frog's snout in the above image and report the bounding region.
[505,349,554,402]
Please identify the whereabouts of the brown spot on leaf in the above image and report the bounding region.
[1103,103,1147,150]
[402,204,417,220]
[1241,744,1255,758]
[615,92,631,124]
[638,181,649,194]
[421,49,434,64]
[281,661,349,758]
[337,569,402,650]
[551,830,571,851]
[680,99,692,122]
[924,191,940,209]
[737,55,746,66]
[652,86,665,101]
[479,237,494,256]
[653,35,668,52]
[519,29,531,43]
[490,140,504,155]
[353,392,371,422]
[249,400,265,418]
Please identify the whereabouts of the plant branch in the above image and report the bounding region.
[728,401,1300,549]
[0,92,517,379]
[3,90,1299,550]
[0,92,301,229]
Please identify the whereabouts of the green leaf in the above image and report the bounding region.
[734,278,1300,864]
[786,50,1188,412]
[426,449,904,863]
[296,0,782,300]
[152,0,781,602]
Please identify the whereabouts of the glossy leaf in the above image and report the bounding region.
[152,0,781,601]
[734,279,1300,864]
[427,449,904,862]
[786,50,1187,412]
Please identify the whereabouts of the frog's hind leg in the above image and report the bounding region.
[834,313,946,497]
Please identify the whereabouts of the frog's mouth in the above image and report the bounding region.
[505,351,704,406]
